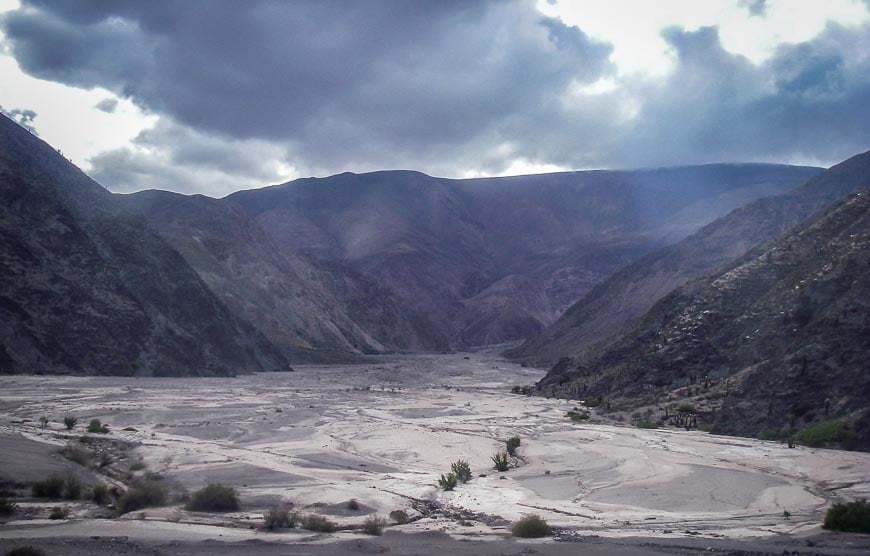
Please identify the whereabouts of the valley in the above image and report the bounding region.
[1,353,868,555]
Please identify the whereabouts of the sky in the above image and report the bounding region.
[0,0,868,197]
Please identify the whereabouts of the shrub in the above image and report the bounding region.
[263,503,297,530]
[32,475,65,498]
[451,460,472,483]
[389,509,409,524]
[63,416,77,430]
[87,419,109,434]
[823,499,870,533]
[185,483,240,512]
[63,474,82,500]
[362,515,386,536]
[92,483,110,505]
[676,403,697,414]
[795,420,856,448]
[117,478,168,514]
[301,514,335,532]
[122,426,138,432]
[48,506,68,520]
[506,436,521,456]
[61,445,91,467]
[438,473,457,491]
[5,547,46,556]
[634,420,658,429]
[492,451,510,472]
[38,416,49,429]
[347,498,360,510]
[0,497,17,516]
[511,514,552,538]
[129,461,146,471]
[566,410,589,422]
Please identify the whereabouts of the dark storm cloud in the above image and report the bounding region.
[94,98,117,113]
[1,0,868,194]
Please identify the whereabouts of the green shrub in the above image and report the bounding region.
[117,478,168,514]
[263,503,297,530]
[823,499,870,533]
[362,515,386,536]
[795,420,856,448]
[91,483,110,505]
[301,514,335,532]
[129,461,146,471]
[511,514,552,538]
[506,436,521,456]
[32,475,65,498]
[566,410,589,422]
[676,403,697,414]
[5,547,46,556]
[185,483,240,512]
[451,460,472,483]
[634,420,658,429]
[492,451,510,472]
[0,497,17,516]
[389,509,410,524]
[63,474,81,500]
[86,419,109,434]
[48,506,68,520]
[61,446,91,467]
[63,416,77,430]
[438,473,457,491]
[122,426,138,432]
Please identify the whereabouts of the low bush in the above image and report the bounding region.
[506,436,521,456]
[63,416,77,430]
[511,514,552,538]
[389,509,410,524]
[185,483,240,512]
[492,451,510,472]
[129,461,146,471]
[61,446,91,466]
[566,410,589,422]
[117,478,168,514]
[86,419,109,434]
[438,473,457,491]
[63,474,82,500]
[48,506,68,520]
[91,483,110,505]
[0,497,17,516]
[301,514,335,533]
[676,403,697,414]
[263,503,297,530]
[31,475,65,498]
[451,460,472,483]
[362,515,386,536]
[795,420,856,448]
[347,498,360,510]
[634,420,658,429]
[823,499,870,533]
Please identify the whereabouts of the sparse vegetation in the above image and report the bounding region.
[451,460,472,483]
[492,451,510,472]
[31,475,65,498]
[63,474,82,500]
[676,403,697,414]
[117,477,168,514]
[362,515,386,535]
[389,509,410,524]
[87,419,109,434]
[301,513,336,532]
[91,483,110,505]
[263,503,297,530]
[185,483,240,512]
[38,416,49,429]
[61,445,92,466]
[0,498,17,516]
[511,514,552,538]
[634,420,658,429]
[5,546,46,556]
[567,409,590,421]
[506,436,521,456]
[438,472,457,491]
[63,415,77,430]
[823,499,870,533]
[48,506,68,520]
[122,426,138,432]
[347,498,360,510]
[795,420,856,448]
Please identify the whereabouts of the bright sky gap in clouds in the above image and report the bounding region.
[0,0,868,196]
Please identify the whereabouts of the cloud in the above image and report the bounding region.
[738,0,768,17]
[94,97,117,113]
[0,1,868,194]
[0,104,38,134]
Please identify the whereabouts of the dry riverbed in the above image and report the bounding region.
[1,353,869,555]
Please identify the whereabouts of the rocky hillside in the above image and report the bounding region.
[228,164,819,349]
[0,114,287,376]
[509,151,870,366]
[537,188,870,450]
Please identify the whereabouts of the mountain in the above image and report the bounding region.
[228,164,820,349]
[0,114,287,376]
[508,152,870,366]
[536,186,870,449]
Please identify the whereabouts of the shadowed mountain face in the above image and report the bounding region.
[536,186,870,449]
[0,114,287,376]
[227,165,820,349]
[509,151,870,366]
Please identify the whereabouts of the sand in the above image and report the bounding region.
[1,352,869,554]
